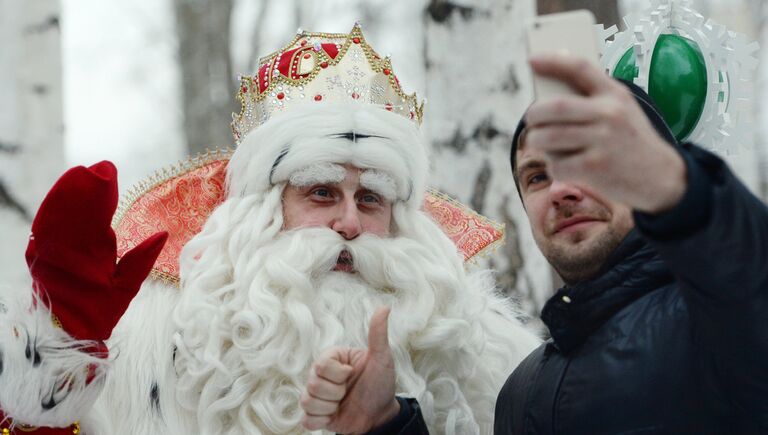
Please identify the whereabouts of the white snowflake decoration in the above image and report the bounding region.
[596,0,759,153]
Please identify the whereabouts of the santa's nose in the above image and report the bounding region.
[331,198,362,240]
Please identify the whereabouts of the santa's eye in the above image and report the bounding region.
[360,193,381,204]
[310,187,333,199]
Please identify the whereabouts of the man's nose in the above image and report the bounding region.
[331,197,362,240]
[549,180,584,206]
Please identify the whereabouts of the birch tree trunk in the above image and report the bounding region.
[753,0,768,200]
[174,0,237,155]
[0,0,64,285]
[423,0,553,318]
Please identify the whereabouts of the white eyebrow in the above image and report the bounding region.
[359,170,397,202]
[289,163,346,186]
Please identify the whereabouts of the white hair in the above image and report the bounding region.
[172,184,538,435]
[359,169,397,202]
[287,163,398,202]
[288,163,347,187]
[226,102,429,208]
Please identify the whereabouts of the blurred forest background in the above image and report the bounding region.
[1,0,765,321]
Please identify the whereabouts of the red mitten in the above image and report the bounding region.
[24,161,168,345]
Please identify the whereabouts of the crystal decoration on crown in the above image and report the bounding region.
[231,23,425,145]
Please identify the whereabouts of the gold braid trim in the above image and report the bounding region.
[1,421,80,434]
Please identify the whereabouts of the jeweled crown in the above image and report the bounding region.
[231,23,425,145]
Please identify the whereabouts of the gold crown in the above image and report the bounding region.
[231,23,425,145]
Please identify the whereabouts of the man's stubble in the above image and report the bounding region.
[537,206,633,285]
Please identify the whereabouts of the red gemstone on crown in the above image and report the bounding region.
[383,68,391,75]
[314,94,322,101]
[353,37,361,44]
[277,92,285,100]
[385,103,393,111]
[351,92,360,99]
[241,86,247,93]
[320,61,329,68]
[303,53,311,59]
[300,40,307,46]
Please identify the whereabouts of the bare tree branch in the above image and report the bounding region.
[23,14,59,35]
[0,142,21,154]
[0,181,30,221]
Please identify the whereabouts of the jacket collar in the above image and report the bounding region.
[540,229,674,354]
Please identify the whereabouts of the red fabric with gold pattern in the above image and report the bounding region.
[114,158,227,284]
[422,192,504,262]
[0,410,80,434]
[114,155,503,285]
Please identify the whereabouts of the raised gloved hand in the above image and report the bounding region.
[24,161,168,347]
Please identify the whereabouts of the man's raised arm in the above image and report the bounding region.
[527,53,768,425]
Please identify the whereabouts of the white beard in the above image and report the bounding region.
[172,187,539,435]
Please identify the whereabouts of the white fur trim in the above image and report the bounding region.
[227,102,429,207]
[288,163,346,187]
[0,286,107,428]
[93,280,193,434]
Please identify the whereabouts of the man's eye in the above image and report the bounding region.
[527,173,548,186]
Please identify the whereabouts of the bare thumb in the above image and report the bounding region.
[367,306,391,358]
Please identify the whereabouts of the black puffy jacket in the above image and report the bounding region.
[376,83,768,435]
[494,141,768,434]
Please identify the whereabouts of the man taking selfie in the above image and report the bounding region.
[303,53,768,434]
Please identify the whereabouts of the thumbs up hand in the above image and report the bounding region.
[301,306,400,434]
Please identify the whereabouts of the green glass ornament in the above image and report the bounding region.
[612,34,708,141]
[613,48,639,82]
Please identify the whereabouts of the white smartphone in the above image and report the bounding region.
[525,9,600,100]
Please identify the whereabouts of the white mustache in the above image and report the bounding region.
[258,227,440,290]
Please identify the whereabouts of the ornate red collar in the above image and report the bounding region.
[113,149,504,286]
